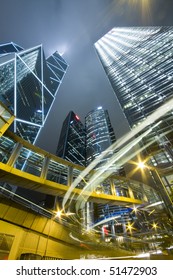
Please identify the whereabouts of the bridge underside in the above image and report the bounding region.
[0,161,144,207]
[0,197,136,260]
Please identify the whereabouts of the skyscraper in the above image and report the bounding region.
[0,42,68,208]
[94,27,173,150]
[85,106,116,166]
[57,107,118,169]
[0,42,68,144]
[57,108,127,234]
[94,26,173,190]
[56,111,86,166]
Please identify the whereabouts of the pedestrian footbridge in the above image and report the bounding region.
[0,102,157,208]
[0,102,162,260]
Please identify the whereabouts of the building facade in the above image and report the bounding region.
[56,111,86,166]
[94,27,173,155]
[57,107,119,168]
[0,42,68,144]
[94,26,173,229]
[57,107,128,234]
[85,106,116,166]
[94,26,173,195]
[0,42,68,209]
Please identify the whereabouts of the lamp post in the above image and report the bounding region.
[44,209,73,258]
[137,161,173,221]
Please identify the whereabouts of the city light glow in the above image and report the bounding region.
[75,114,80,120]
[152,222,159,230]
[126,222,135,234]
[55,210,62,218]
[62,95,173,225]
[132,206,138,213]
[138,161,146,169]
[125,0,152,23]
[135,252,150,258]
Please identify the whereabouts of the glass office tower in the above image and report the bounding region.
[0,42,68,143]
[56,107,124,234]
[57,107,118,168]
[94,27,173,187]
[0,42,68,208]
[85,106,116,165]
[56,111,86,166]
[94,27,173,153]
[85,107,131,238]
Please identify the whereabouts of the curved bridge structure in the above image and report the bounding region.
[0,130,157,207]
[0,101,164,260]
[0,101,159,208]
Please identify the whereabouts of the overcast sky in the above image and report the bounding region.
[1,0,173,154]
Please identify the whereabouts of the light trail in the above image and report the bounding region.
[62,97,173,212]
[61,98,173,240]
[75,127,171,215]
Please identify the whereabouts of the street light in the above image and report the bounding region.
[126,222,135,234]
[138,161,146,169]
[152,222,159,230]
[44,209,75,257]
[55,209,62,218]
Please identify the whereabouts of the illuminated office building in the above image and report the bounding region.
[94,27,173,153]
[94,26,173,227]
[85,107,116,166]
[56,111,86,166]
[57,107,121,169]
[94,27,173,192]
[85,107,117,233]
[57,108,124,231]
[84,107,129,236]
[86,107,125,176]
[0,42,68,143]
[0,42,68,208]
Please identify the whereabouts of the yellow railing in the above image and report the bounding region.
[0,101,15,137]
[0,130,159,206]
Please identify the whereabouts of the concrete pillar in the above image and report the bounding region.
[111,223,116,240]
[67,166,73,187]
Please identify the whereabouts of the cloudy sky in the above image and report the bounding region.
[1,0,173,154]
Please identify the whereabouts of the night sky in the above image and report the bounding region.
[1,0,173,154]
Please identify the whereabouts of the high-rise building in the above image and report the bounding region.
[94,26,173,193]
[57,107,119,169]
[0,42,68,144]
[85,106,125,176]
[85,106,116,166]
[0,42,68,209]
[57,108,127,234]
[56,111,86,166]
[85,107,120,234]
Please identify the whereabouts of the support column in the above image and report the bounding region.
[128,187,134,199]
[40,157,50,179]
[67,166,73,187]
[111,223,116,240]
[7,142,23,167]
[152,169,173,220]
[140,183,148,202]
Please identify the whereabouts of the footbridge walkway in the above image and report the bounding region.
[0,102,157,207]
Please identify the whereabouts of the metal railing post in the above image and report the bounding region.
[7,142,23,167]
[41,157,50,179]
